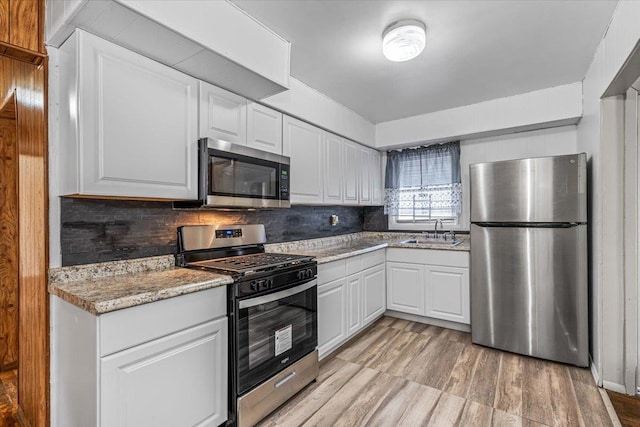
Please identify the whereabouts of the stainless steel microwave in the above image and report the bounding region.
[197,138,290,209]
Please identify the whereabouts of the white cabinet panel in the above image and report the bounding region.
[283,116,324,204]
[347,274,363,335]
[425,266,470,324]
[386,262,425,316]
[343,140,359,205]
[371,149,383,205]
[60,30,199,200]
[359,147,372,205]
[323,133,343,204]
[199,81,247,144]
[362,265,386,324]
[317,278,348,358]
[247,102,283,154]
[101,318,228,427]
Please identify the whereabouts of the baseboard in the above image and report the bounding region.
[590,358,602,387]
[385,310,471,333]
[602,380,627,393]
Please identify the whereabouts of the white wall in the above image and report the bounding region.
[577,0,640,390]
[458,126,578,230]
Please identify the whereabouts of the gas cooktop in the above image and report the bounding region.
[189,252,313,274]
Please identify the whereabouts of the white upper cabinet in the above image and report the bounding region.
[199,81,247,144]
[59,30,199,200]
[342,140,360,205]
[283,116,324,204]
[359,147,372,205]
[247,102,283,154]
[323,133,343,204]
[371,150,384,205]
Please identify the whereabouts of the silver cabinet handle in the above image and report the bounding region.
[274,370,296,388]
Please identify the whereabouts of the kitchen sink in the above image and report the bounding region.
[400,238,463,246]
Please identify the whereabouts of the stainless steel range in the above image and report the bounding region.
[176,224,318,427]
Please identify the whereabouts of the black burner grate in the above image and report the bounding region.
[191,252,312,274]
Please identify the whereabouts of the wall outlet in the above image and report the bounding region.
[330,215,339,226]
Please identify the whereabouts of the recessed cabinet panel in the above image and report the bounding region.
[199,81,247,144]
[61,30,199,199]
[343,140,359,205]
[347,274,362,335]
[386,262,425,315]
[247,102,283,154]
[323,133,343,203]
[426,266,470,324]
[317,278,348,358]
[101,318,228,427]
[283,116,324,204]
[359,147,372,205]
[371,150,383,205]
[362,265,386,324]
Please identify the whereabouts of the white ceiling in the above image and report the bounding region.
[231,0,617,124]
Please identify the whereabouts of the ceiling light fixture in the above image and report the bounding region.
[382,19,426,62]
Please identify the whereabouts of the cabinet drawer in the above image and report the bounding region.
[100,286,226,357]
[318,259,346,285]
[386,248,469,268]
[346,255,362,276]
[361,249,385,270]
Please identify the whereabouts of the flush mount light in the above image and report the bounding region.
[382,19,426,62]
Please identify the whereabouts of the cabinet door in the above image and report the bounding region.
[247,102,283,154]
[386,262,425,315]
[362,264,386,325]
[323,133,343,204]
[342,140,359,205]
[359,147,372,205]
[317,278,348,358]
[199,81,247,144]
[371,150,383,205]
[347,273,363,335]
[101,318,228,427]
[425,265,470,324]
[283,116,324,204]
[78,31,199,199]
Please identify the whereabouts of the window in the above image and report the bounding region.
[384,141,461,229]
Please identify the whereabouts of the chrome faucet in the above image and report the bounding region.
[434,219,443,235]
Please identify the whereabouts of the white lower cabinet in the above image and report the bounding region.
[386,249,470,325]
[52,287,228,427]
[317,249,386,359]
[101,318,227,427]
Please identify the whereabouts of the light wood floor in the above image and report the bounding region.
[260,316,615,426]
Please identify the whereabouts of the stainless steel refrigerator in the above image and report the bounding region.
[470,153,588,367]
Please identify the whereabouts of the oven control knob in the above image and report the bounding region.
[267,279,273,288]
[297,271,303,280]
[250,281,257,291]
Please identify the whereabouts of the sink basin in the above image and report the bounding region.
[400,238,463,247]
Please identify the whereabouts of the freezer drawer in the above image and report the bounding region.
[470,224,588,366]
[470,154,587,223]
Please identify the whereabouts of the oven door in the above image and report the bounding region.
[200,138,290,208]
[235,279,317,395]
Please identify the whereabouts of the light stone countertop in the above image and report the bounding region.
[266,231,470,264]
[49,255,233,315]
[49,232,470,314]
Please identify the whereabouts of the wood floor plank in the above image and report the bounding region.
[334,325,387,362]
[395,384,442,426]
[403,321,429,334]
[300,367,379,427]
[459,400,494,426]
[467,346,501,407]
[574,381,614,427]
[443,342,482,398]
[374,316,394,327]
[333,371,398,427]
[495,352,524,416]
[491,409,524,426]
[352,327,401,366]
[364,330,419,372]
[383,332,431,377]
[522,357,555,425]
[264,361,362,427]
[365,378,421,426]
[404,334,464,388]
[422,391,465,426]
[567,365,596,387]
[387,318,410,330]
[547,363,582,425]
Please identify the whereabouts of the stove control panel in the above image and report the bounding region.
[249,278,274,291]
[215,229,243,239]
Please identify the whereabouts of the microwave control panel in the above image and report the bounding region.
[280,166,290,200]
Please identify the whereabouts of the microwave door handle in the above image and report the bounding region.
[238,279,317,309]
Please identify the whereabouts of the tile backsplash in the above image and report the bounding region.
[60,198,366,266]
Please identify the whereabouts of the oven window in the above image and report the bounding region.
[209,156,277,198]
[239,289,315,371]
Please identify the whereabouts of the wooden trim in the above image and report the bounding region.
[0,41,45,66]
[15,406,31,427]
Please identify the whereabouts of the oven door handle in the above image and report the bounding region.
[238,279,317,309]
